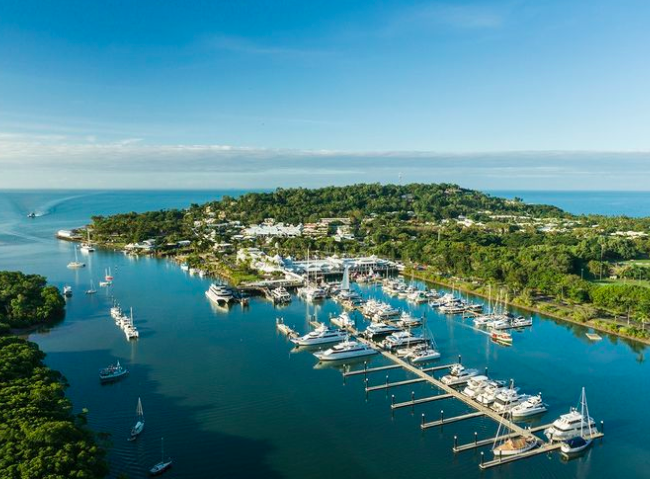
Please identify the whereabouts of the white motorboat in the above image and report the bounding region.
[464,379,506,400]
[511,393,547,418]
[271,287,292,304]
[297,285,327,302]
[461,375,490,398]
[363,322,402,338]
[331,312,354,329]
[441,364,479,386]
[511,316,533,328]
[476,382,509,406]
[394,311,423,328]
[63,285,73,297]
[291,325,347,346]
[491,386,530,413]
[545,387,596,442]
[128,397,145,441]
[381,331,428,350]
[79,243,95,253]
[409,346,441,363]
[180,263,189,271]
[205,283,234,305]
[313,340,377,361]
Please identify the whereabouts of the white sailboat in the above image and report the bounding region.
[85,280,97,295]
[492,412,539,457]
[67,247,86,269]
[128,397,145,441]
[149,437,173,475]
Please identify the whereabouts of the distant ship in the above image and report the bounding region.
[27,212,36,218]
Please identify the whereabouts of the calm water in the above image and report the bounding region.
[492,190,650,217]
[1,190,649,479]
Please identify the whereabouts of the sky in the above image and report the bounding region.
[1,0,649,190]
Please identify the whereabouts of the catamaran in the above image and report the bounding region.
[128,397,145,441]
[149,437,173,475]
[205,283,235,305]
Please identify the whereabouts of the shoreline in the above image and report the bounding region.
[67,236,650,347]
[406,269,650,347]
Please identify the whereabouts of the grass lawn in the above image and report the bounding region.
[593,278,650,288]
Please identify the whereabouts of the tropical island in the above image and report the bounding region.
[83,183,650,343]
[0,271,108,478]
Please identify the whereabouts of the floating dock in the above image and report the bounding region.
[341,326,604,470]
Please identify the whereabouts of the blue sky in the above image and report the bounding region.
[1,0,649,189]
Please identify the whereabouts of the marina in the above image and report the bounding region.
[1,190,646,479]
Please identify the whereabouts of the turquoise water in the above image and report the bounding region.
[0,190,649,478]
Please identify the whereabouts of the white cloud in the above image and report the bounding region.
[0,133,649,190]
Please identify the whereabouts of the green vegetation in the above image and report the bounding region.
[88,183,650,341]
[0,336,108,478]
[0,273,108,478]
[0,271,65,330]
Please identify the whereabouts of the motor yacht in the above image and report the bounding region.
[363,322,402,338]
[510,393,547,418]
[463,379,506,400]
[511,316,533,328]
[291,325,347,346]
[297,285,327,302]
[476,382,509,406]
[440,364,479,386]
[409,346,441,363]
[63,285,73,297]
[330,312,354,329]
[461,375,490,398]
[544,408,596,441]
[313,340,377,361]
[394,311,423,328]
[99,361,129,383]
[491,387,530,413]
[270,287,292,304]
[381,331,429,350]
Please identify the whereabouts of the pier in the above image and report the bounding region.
[337,325,604,470]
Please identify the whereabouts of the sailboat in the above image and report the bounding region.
[86,280,97,295]
[560,387,595,455]
[492,412,538,457]
[128,397,145,441]
[149,437,173,475]
[67,247,86,269]
[104,267,114,282]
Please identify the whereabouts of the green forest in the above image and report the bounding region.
[0,272,108,478]
[0,271,66,332]
[88,183,650,339]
